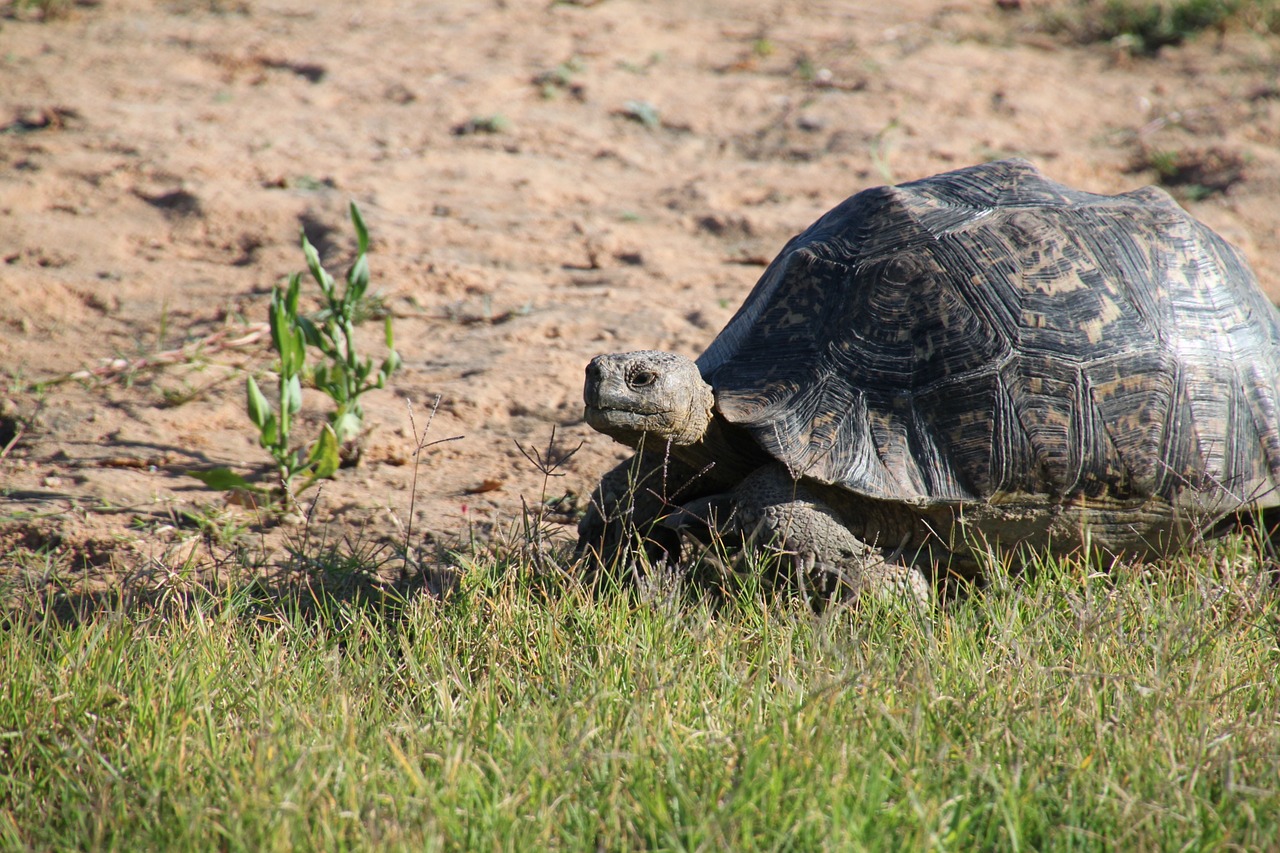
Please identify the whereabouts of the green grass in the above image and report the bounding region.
[2,541,1279,850]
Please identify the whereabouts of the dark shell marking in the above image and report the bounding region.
[697,159,1280,523]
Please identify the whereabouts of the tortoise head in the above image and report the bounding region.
[583,351,715,448]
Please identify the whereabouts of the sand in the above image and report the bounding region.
[3,0,1278,579]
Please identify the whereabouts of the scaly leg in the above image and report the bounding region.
[710,465,931,607]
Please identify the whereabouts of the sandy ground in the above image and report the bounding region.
[2,0,1279,581]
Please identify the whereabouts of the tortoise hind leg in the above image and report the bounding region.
[723,465,931,607]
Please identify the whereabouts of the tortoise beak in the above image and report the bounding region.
[583,355,611,410]
[584,353,655,413]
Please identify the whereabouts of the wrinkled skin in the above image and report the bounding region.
[577,351,930,606]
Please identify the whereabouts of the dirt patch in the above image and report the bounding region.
[3,0,1279,581]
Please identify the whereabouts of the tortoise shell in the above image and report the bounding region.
[696,159,1280,513]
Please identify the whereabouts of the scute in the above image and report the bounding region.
[698,159,1280,515]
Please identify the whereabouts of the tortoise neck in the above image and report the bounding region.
[667,417,770,488]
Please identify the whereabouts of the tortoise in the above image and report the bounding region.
[577,158,1280,604]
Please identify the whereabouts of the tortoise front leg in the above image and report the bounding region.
[727,465,931,607]
[576,448,705,577]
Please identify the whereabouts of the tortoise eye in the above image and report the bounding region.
[631,370,657,388]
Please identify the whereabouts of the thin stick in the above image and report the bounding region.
[402,395,464,576]
[41,323,271,387]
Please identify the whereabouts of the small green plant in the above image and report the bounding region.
[1133,145,1246,200]
[191,202,401,499]
[290,174,335,191]
[618,100,660,129]
[7,0,72,21]
[533,57,585,99]
[1044,0,1280,54]
[241,271,341,494]
[452,114,511,135]
[291,206,401,450]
